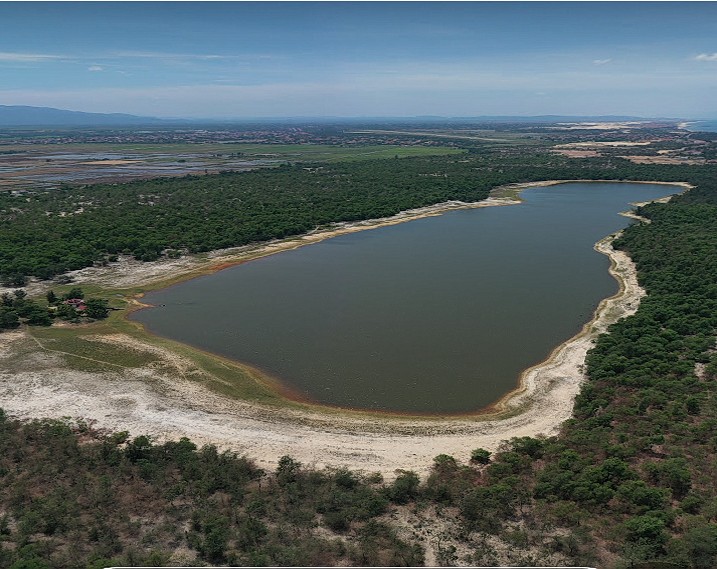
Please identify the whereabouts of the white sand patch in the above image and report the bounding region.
[554,141,652,148]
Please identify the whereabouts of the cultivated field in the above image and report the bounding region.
[0,142,463,191]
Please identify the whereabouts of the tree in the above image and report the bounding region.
[54,303,78,321]
[63,287,84,300]
[85,299,109,319]
[509,436,545,458]
[471,448,492,464]
[24,305,52,326]
[1,274,27,287]
[616,480,669,514]
[671,522,717,569]
[276,455,301,486]
[0,308,20,330]
[198,515,230,563]
[386,470,420,504]
[623,515,668,558]
[126,435,153,462]
[645,458,692,498]
[433,454,458,472]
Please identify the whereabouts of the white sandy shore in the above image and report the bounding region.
[0,180,690,477]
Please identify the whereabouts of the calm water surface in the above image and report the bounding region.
[132,182,679,414]
[687,120,717,133]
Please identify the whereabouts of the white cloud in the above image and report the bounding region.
[0,52,66,62]
[88,66,104,72]
[593,59,612,65]
[110,50,268,62]
[112,50,221,60]
[695,53,717,61]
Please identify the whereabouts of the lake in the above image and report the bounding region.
[131,182,680,414]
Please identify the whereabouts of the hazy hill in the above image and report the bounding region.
[0,105,173,126]
[0,106,680,127]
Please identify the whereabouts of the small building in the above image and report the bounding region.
[64,298,87,311]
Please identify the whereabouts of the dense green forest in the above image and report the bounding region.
[1,152,716,566]
[1,150,711,283]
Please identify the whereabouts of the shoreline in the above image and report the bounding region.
[0,195,519,300]
[0,179,690,475]
[122,177,689,418]
[3,179,690,299]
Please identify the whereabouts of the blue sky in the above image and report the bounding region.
[1,2,716,118]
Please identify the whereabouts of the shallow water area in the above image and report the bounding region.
[132,182,680,414]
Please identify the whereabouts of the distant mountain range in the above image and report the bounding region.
[0,105,177,126]
[0,105,684,127]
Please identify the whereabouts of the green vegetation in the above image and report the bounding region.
[2,156,489,280]
[2,137,717,566]
[24,314,304,407]
[28,327,159,372]
[0,287,109,332]
[0,415,422,567]
[3,168,717,566]
[0,290,50,329]
[343,129,540,147]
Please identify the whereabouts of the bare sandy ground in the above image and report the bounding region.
[77,160,140,166]
[556,121,654,130]
[0,180,689,477]
[552,149,601,158]
[554,141,652,148]
[621,155,705,165]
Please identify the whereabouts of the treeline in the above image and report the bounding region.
[2,151,711,283]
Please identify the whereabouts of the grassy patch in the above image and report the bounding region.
[26,306,299,408]
[29,326,159,369]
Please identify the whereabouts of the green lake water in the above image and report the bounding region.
[131,182,680,414]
